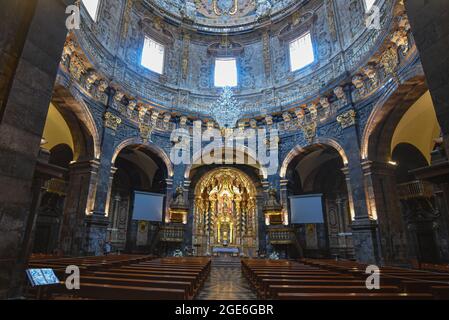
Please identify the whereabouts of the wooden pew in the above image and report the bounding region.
[276,292,433,300]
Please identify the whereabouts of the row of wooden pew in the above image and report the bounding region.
[27,255,211,300]
[242,258,449,300]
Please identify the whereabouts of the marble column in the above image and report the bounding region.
[338,109,381,264]
[59,160,99,256]
[362,161,409,264]
[0,0,74,298]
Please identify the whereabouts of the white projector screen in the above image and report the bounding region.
[132,191,164,222]
[290,194,324,224]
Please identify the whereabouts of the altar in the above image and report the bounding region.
[212,247,239,256]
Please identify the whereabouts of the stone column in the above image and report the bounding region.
[405,1,449,158]
[86,112,121,255]
[58,160,99,256]
[183,179,193,248]
[0,0,74,298]
[362,161,409,264]
[280,179,290,225]
[338,109,381,264]
[165,178,174,223]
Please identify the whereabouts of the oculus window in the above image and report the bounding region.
[141,37,165,74]
[82,0,100,21]
[365,0,376,12]
[289,32,315,72]
[214,58,238,87]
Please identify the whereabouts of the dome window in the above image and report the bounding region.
[82,0,100,22]
[214,58,238,87]
[141,36,165,75]
[365,0,376,12]
[289,32,315,72]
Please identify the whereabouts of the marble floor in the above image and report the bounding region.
[196,257,257,300]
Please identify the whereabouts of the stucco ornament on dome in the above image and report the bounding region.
[256,0,272,18]
[211,87,241,129]
[181,0,196,20]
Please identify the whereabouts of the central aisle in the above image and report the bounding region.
[196,257,257,300]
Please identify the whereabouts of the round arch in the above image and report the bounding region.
[360,67,427,162]
[51,85,101,160]
[112,137,174,178]
[280,138,348,179]
[184,144,268,180]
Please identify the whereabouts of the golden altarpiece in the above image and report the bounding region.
[193,168,258,256]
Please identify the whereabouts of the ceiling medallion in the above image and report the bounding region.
[213,0,238,16]
[210,87,241,129]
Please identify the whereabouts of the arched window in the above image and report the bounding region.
[289,32,314,72]
[82,0,100,22]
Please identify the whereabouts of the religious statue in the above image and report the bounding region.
[256,0,272,19]
[172,185,185,207]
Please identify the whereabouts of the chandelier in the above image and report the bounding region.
[210,87,241,129]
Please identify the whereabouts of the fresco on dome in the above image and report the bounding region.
[195,0,256,18]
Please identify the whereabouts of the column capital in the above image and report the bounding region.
[68,159,100,176]
[361,160,398,176]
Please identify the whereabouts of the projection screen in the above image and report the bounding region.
[289,194,324,224]
[132,191,165,222]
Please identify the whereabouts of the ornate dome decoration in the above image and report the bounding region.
[62,0,412,134]
[149,0,302,33]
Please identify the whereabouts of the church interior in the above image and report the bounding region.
[1,0,449,301]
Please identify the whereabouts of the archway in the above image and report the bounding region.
[283,143,353,259]
[192,167,259,257]
[33,92,98,255]
[363,86,444,264]
[109,143,170,253]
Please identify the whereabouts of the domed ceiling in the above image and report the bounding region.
[148,0,304,32]
[65,0,410,129]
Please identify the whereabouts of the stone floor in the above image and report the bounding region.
[196,257,257,300]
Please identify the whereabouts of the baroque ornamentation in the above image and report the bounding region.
[104,112,122,131]
[381,47,399,76]
[337,110,356,129]
[303,122,317,143]
[139,123,153,142]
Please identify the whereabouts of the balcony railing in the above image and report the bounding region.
[268,227,295,245]
[398,180,434,200]
[160,225,185,242]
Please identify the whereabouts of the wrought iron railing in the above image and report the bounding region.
[268,227,295,245]
[397,180,434,200]
[159,225,185,242]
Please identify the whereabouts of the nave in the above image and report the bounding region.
[24,255,449,300]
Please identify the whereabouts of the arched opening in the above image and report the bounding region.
[108,144,169,254]
[284,143,353,259]
[366,88,446,264]
[190,166,261,257]
[32,96,97,255]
